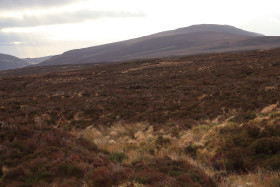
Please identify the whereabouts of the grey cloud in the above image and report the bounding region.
[0,32,23,44]
[0,0,87,10]
[0,32,48,46]
[0,10,145,29]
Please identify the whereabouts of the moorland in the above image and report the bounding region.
[0,48,280,186]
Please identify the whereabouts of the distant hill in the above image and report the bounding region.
[150,24,264,38]
[0,53,30,71]
[23,55,53,64]
[41,24,280,66]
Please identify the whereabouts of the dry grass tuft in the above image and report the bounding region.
[261,103,278,114]
[219,168,280,187]
[71,105,280,186]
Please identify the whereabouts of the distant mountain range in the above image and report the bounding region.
[1,24,280,70]
[41,24,280,66]
[23,55,53,65]
[0,53,30,71]
[0,54,53,71]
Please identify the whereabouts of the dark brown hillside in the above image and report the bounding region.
[0,48,279,128]
[1,49,280,186]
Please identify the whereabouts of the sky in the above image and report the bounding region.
[0,0,280,58]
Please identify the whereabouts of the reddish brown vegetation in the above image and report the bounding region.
[0,49,280,128]
[0,121,215,186]
[0,48,280,186]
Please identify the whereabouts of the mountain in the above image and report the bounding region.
[41,24,280,66]
[150,24,264,38]
[23,55,53,64]
[0,53,30,71]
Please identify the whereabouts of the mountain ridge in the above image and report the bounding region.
[23,55,54,64]
[149,24,264,38]
[0,53,30,71]
[41,24,279,66]
[41,24,278,66]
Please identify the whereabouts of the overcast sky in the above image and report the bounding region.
[0,0,280,58]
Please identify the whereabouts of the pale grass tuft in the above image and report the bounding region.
[109,131,118,137]
[106,143,123,153]
[265,86,276,91]
[92,138,108,150]
[261,103,278,114]
[219,168,280,187]
[109,140,116,145]
[197,94,208,101]
[110,123,127,135]
[73,127,102,139]
[135,131,146,142]
[115,181,144,187]
[146,126,154,134]
[167,154,216,178]
[254,115,270,123]
[126,139,139,148]
[70,113,280,186]
[177,131,194,148]
[123,150,143,164]
[2,165,9,176]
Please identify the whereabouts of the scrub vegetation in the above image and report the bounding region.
[0,48,280,186]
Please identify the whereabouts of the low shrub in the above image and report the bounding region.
[0,165,3,178]
[212,118,280,173]
[87,166,112,187]
[250,138,280,154]
[3,167,24,180]
[245,124,260,138]
[224,148,247,172]
[134,170,164,184]
[265,154,280,170]
[76,137,98,152]
[242,112,257,121]
[24,170,53,184]
[155,136,171,148]
[57,163,84,178]
[131,157,215,186]
[110,152,128,163]
[184,144,201,158]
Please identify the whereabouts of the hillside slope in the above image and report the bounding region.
[1,48,279,126]
[41,24,280,66]
[1,49,280,186]
[0,53,30,71]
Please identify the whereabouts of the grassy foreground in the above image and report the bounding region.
[73,103,280,186]
[1,102,279,186]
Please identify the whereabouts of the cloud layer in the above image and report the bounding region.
[0,10,144,29]
[0,0,87,9]
[0,32,48,46]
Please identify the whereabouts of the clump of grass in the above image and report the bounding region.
[219,168,280,187]
[56,163,84,178]
[242,112,257,121]
[110,152,128,163]
[70,106,280,185]
[184,144,202,158]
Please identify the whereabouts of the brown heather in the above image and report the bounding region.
[0,49,280,186]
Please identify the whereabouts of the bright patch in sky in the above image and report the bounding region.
[0,0,280,58]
